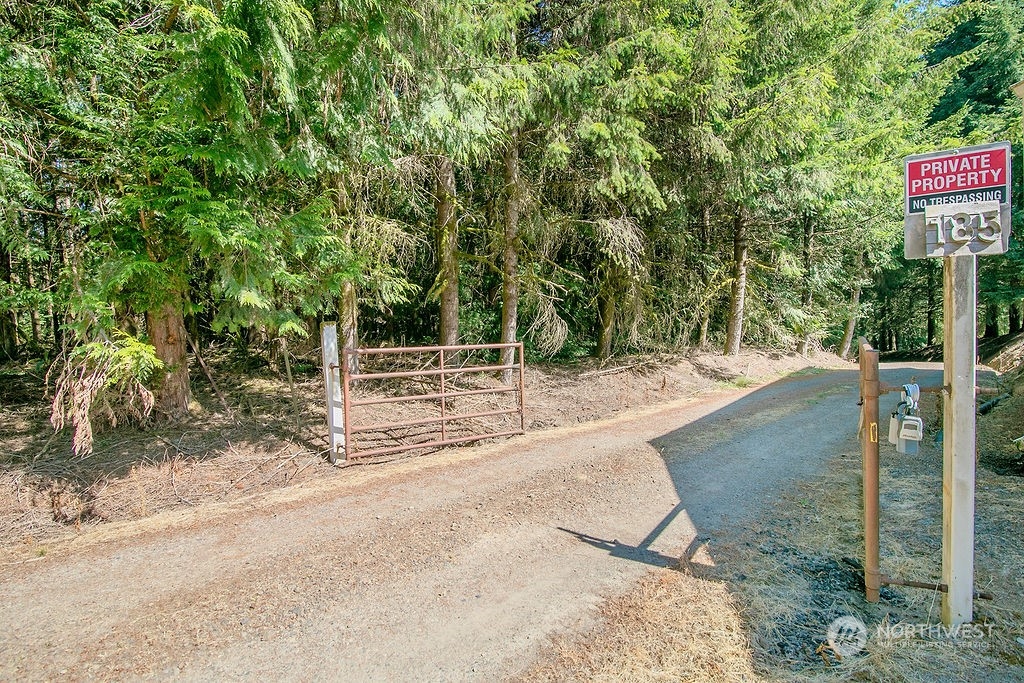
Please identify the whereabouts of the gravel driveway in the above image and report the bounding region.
[1,368,869,681]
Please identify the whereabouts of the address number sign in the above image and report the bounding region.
[904,142,1012,259]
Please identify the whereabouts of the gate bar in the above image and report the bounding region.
[347,430,525,460]
[352,342,521,355]
[350,407,519,435]
[439,349,447,442]
[351,385,517,407]
[347,363,517,382]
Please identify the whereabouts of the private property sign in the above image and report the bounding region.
[907,145,1009,209]
[898,140,1013,627]
[904,141,1012,259]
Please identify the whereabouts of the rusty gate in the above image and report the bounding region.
[327,341,525,462]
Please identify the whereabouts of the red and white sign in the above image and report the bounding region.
[904,142,1012,260]
[905,143,1009,214]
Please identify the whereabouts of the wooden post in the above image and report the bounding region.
[942,255,976,626]
[859,338,881,603]
[321,323,346,463]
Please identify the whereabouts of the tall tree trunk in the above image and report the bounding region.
[596,280,615,360]
[25,260,41,347]
[1009,301,1021,334]
[49,215,66,351]
[147,300,191,417]
[984,302,999,338]
[499,138,520,384]
[838,253,864,359]
[796,212,814,356]
[333,174,359,374]
[434,156,459,346]
[926,261,937,346]
[876,303,888,352]
[724,209,748,356]
[185,313,200,346]
[340,280,358,374]
[835,286,860,362]
[838,284,861,359]
[0,250,17,360]
[697,205,712,348]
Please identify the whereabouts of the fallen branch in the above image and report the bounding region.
[249,449,305,490]
[187,336,238,423]
[978,393,1010,415]
[579,363,639,379]
[169,465,194,506]
[225,443,291,491]
[158,435,200,458]
[290,455,320,480]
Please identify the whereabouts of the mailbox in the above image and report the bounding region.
[899,415,925,442]
[895,416,924,455]
[896,434,919,455]
[888,412,900,444]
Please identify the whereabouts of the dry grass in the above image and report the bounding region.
[520,570,762,683]
[0,358,342,555]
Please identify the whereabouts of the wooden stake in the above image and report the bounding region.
[280,337,302,435]
[187,335,237,423]
[942,254,976,626]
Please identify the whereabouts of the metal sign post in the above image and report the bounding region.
[903,142,1012,627]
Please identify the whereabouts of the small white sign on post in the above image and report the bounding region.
[321,323,346,463]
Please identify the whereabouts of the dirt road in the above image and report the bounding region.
[1,367,883,681]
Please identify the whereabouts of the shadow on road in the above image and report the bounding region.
[556,502,692,568]
[551,361,1022,676]
[556,364,973,569]
[557,367,865,565]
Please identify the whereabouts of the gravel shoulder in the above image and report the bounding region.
[1,367,862,681]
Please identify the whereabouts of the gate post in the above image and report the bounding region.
[321,323,346,463]
[859,337,881,603]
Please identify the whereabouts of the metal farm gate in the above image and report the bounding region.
[321,329,524,463]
